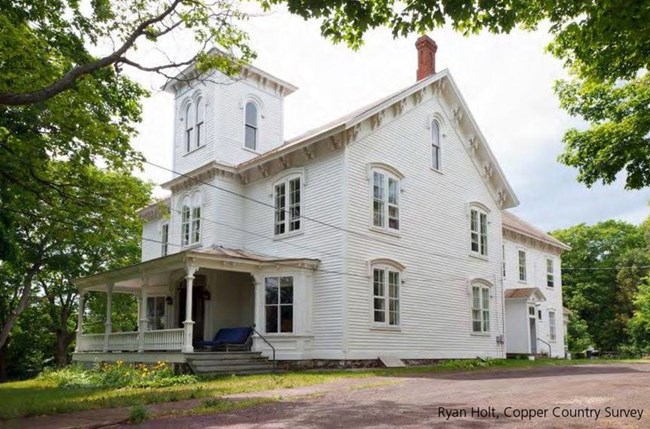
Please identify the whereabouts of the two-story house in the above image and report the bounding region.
[73,36,570,371]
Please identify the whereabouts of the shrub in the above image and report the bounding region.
[129,405,149,423]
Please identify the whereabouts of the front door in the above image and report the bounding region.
[178,275,206,344]
[529,309,537,354]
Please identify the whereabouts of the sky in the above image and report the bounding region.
[128,7,650,232]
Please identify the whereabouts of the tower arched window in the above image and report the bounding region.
[181,196,191,246]
[184,104,194,152]
[195,97,205,148]
[181,192,202,246]
[244,101,258,150]
[431,120,441,170]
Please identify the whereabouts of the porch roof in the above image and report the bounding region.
[74,246,320,293]
[504,287,546,302]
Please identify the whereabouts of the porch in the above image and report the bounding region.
[72,246,318,362]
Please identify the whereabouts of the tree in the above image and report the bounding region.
[0,0,254,106]
[552,220,647,351]
[0,162,151,355]
[628,277,650,352]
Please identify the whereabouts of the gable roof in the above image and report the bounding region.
[504,287,546,301]
[236,69,519,209]
[502,211,571,251]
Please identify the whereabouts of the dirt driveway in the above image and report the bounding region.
[133,363,650,428]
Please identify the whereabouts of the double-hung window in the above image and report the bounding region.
[181,192,202,246]
[245,102,258,150]
[372,266,401,326]
[265,276,293,333]
[431,120,441,170]
[470,208,488,256]
[372,170,400,231]
[184,104,194,152]
[195,98,204,148]
[471,284,490,333]
[274,175,301,236]
[549,311,557,341]
[518,250,527,282]
[546,258,555,287]
[161,223,169,256]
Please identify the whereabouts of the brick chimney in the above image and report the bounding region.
[415,35,438,81]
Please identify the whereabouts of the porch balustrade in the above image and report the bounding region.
[77,328,184,352]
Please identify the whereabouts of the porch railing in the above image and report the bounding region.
[143,328,184,351]
[77,333,104,352]
[77,328,184,353]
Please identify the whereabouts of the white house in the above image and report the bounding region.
[73,36,570,370]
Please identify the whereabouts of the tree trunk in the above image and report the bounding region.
[0,340,9,381]
[0,263,41,350]
[54,331,75,367]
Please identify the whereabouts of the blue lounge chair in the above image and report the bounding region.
[197,327,253,351]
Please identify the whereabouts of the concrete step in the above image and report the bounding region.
[199,368,281,376]
[188,352,263,360]
[192,362,275,373]
[190,357,270,367]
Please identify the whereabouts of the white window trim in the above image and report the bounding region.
[273,173,303,238]
[431,119,442,172]
[263,276,295,334]
[470,282,491,334]
[369,165,403,234]
[370,263,403,328]
[548,309,557,342]
[518,248,528,283]
[161,221,169,256]
[469,203,489,258]
[546,257,555,288]
[243,99,262,152]
[180,191,202,247]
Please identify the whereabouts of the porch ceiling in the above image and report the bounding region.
[74,246,320,293]
[504,287,546,302]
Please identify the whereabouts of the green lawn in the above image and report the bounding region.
[0,358,642,420]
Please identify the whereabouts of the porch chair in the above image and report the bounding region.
[196,326,254,351]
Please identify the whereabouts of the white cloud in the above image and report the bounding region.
[128,7,649,229]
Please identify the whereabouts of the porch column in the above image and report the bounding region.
[75,291,85,353]
[103,282,114,352]
[182,264,198,353]
[138,278,149,352]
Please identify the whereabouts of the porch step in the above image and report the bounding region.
[186,351,276,376]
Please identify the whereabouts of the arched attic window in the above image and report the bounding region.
[184,103,195,152]
[244,101,258,150]
[431,119,441,170]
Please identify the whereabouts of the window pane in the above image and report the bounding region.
[274,184,286,235]
[280,305,293,332]
[432,146,440,170]
[388,178,398,204]
[289,178,301,231]
[374,310,385,323]
[373,269,385,297]
[245,102,257,126]
[482,288,489,310]
[482,310,490,332]
[431,121,440,147]
[479,213,488,255]
[265,305,278,333]
[470,210,478,232]
[373,201,385,227]
[472,286,480,309]
[388,271,399,298]
[245,125,257,150]
[280,277,293,304]
[373,172,385,228]
[265,277,278,304]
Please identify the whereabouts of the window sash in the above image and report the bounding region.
[472,285,490,333]
[546,258,554,287]
[470,209,487,256]
[161,223,169,256]
[245,124,257,150]
[274,178,302,236]
[191,206,201,244]
[549,311,556,340]
[373,268,400,326]
[518,250,527,281]
[372,171,399,231]
[181,204,190,246]
[264,276,293,333]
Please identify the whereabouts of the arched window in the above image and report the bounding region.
[184,103,194,152]
[471,282,491,333]
[371,166,402,232]
[371,261,403,327]
[195,97,205,148]
[181,196,191,246]
[181,192,202,246]
[191,193,202,244]
[469,203,489,256]
[431,120,441,170]
[244,101,258,150]
[274,173,301,236]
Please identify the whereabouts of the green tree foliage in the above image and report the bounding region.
[265,0,649,189]
[566,312,592,355]
[552,220,648,351]
[0,162,151,364]
[629,278,650,352]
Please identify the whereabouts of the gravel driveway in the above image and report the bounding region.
[133,363,650,428]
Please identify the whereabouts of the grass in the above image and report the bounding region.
[0,358,643,420]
